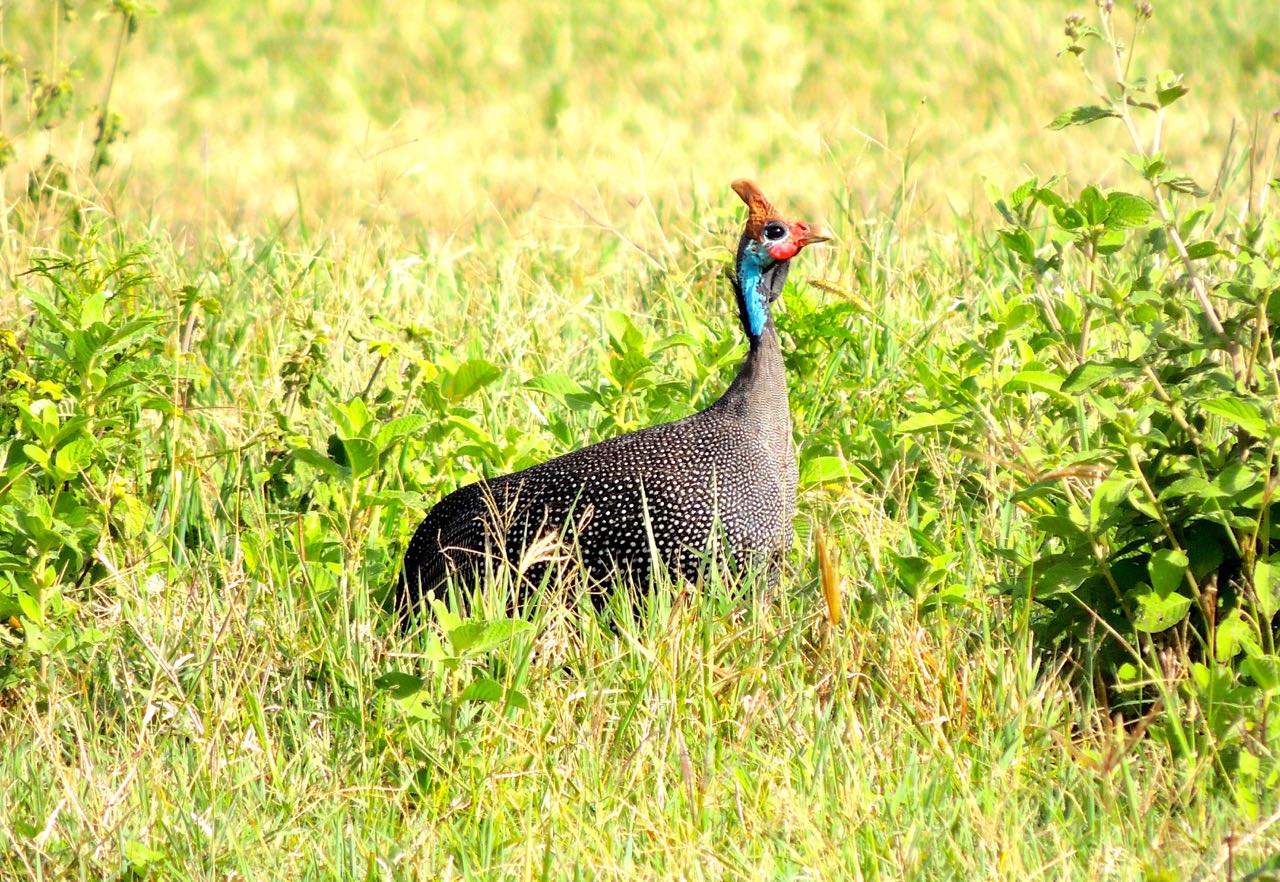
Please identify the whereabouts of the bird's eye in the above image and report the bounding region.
[763,222,787,241]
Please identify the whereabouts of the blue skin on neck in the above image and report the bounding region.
[737,241,774,338]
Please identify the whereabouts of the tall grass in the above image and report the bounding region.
[1,1,1278,879]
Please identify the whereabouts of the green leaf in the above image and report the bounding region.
[1061,360,1140,393]
[604,310,645,353]
[374,670,425,700]
[895,410,963,433]
[891,554,933,600]
[1148,548,1189,595]
[80,291,107,328]
[1078,186,1109,226]
[17,591,42,625]
[1104,192,1154,228]
[459,677,504,703]
[376,414,431,448]
[1005,370,1068,398]
[1184,240,1218,260]
[442,359,502,402]
[1215,609,1260,662]
[1254,558,1277,619]
[293,446,345,477]
[999,228,1037,264]
[448,618,532,655]
[1160,174,1207,196]
[1031,556,1094,597]
[342,438,379,478]
[524,371,587,402]
[22,444,49,469]
[1155,72,1189,107]
[1159,474,1225,504]
[505,688,531,711]
[123,839,165,869]
[1049,105,1119,129]
[333,397,369,437]
[1200,397,1268,438]
[1129,583,1193,633]
[1090,475,1134,531]
[1242,655,1280,691]
[799,455,866,488]
[53,436,95,478]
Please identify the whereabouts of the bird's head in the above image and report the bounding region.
[730,179,829,338]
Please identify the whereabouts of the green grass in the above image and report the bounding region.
[2,0,1279,879]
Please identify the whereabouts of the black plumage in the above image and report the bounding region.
[396,180,827,614]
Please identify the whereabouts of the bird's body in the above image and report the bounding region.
[396,181,825,614]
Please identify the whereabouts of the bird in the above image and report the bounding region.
[396,180,828,616]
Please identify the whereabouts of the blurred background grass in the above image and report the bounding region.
[3,2,1280,878]
[7,0,1279,237]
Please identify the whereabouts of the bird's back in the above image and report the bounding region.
[396,396,794,612]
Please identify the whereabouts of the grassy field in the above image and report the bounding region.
[2,1,1279,879]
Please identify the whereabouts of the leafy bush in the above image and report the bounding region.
[898,3,1278,805]
[0,241,176,689]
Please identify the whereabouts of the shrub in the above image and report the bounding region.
[896,2,1279,807]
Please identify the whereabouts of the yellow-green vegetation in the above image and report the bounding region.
[2,1,1279,879]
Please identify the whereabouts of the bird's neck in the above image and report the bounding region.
[714,317,793,460]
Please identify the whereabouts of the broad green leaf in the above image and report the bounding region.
[442,359,502,402]
[1061,360,1140,392]
[22,444,49,468]
[1078,187,1108,226]
[1129,583,1192,633]
[895,410,963,433]
[1049,105,1119,129]
[376,414,431,448]
[892,554,933,600]
[342,438,379,478]
[1199,397,1267,438]
[1184,240,1218,260]
[335,397,370,437]
[80,291,107,328]
[1242,655,1280,691]
[999,228,1037,264]
[292,447,344,477]
[17,591,42,625]
[459,677,504,703]
[604,310,645,353]
[524,371,587,401]
[1090,475,1133,531]
[1156,72,1189,107]
[1148,548,1189,595]
[1254,558,1277,619]
[432,600,462,635]
[374,671,425,700]
[1159,474,1225,503]
[1104,193,1154,228]
[448,619,532,655]
[800,455,867,488]
[1030,556,1094,597]
[1009,178,1038,208]
[123,840,165,869]
[505,688,531,711]
[1215,609,1260,662]
[1005,370,1068,398]
[54,436,95,478]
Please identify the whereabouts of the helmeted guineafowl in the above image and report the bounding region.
[396,180,827,614]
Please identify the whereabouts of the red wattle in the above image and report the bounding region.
[768,241,801,261]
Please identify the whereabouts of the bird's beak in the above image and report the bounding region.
[793,221,833,248]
